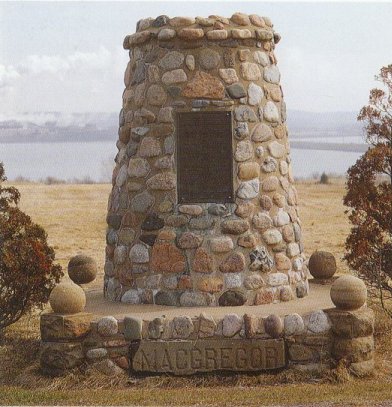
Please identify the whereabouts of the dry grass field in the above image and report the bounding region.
[1,179,392,406]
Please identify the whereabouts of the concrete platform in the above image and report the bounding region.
[85,279,334,320]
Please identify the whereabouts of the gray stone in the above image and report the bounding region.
[234,106,258,122]
[185,54,195,70]
[153,15,170,27]
[159,51,184,71]
[124,317,143,341]
[264,65,280,84]
[104,260,114,277]
[306,310,331,334]
[115,165,128,187]
[161,274,179,290]
[158,28,176,41]
[248,83,264,105]
[224,273,243,289]
[192,99,210,108]
[287,242,300,257]
[162,69,187,85]
[198,313,216,338]
[113,245,128,265]
[131,61,146,85]
[208,203,229,216]
[237,179,260,199]
[139,137,161,157]
[128,158,150,178]
[155,155,173,170]
[129,243,149,263]
[106,278,122,302]
[164,136,175,154]
[210,236,234,253]
[121,289,141,304]
[158,107,174,123]
[131,191,154,213]
[219,68,238,84]
[284,313,305,336]
[267,272,288,286]
[234,122,249,139]
[296,281,308,298]
[94,359,124,376]
[97,316,118,336]
[199,49,220,70]
[106,229,118,245]
[180,291,208,307]
[264,314,283,338]
[167,86,181,98]
[252,212,273,230]
[86,348,108,361]
[222,314,243,337]
[146,173,176,190]
[189,216,214,230]
[141,213,164,231]
[172,316,194,339]
[261,157,277,173]
[275,210,290,227]
[146,84,167,106]
[264,102,280,123]
[155,290,181,306]
[253,51,269,66]
[268,141,285,158]
[235,140,254,162]
[226,83,247,99]
[148,317,165,339]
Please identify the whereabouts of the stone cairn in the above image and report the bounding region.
[105,13,308,307]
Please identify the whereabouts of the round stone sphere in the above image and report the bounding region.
[49,281,86,314]
[68,254,97,285]
[330,275,367,310]
[308,250,337,279]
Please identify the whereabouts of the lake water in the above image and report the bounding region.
[0,141,362,182]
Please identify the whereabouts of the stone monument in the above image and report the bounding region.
[104,13,308,306]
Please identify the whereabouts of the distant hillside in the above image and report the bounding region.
[0,110,364,143]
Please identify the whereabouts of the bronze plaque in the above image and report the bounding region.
[177,111,233,203]
[132,338,286,375]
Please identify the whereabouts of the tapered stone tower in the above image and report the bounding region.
[104,13,308,307]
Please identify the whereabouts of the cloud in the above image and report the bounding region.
[0,64,20,90]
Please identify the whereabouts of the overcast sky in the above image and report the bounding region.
[1,1,392,117]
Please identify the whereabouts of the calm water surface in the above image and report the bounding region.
[0,141,362,181]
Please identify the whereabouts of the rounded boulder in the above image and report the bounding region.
[330,275,367,310]
[308,250,337,279]
[49,281,86,314]
[68,254,98,285]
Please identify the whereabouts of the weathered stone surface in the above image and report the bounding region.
[287,242,300,258]
[262,229,283,245]
[178,28,204,40]
[208,203,228,216]
[224,273,243,289]
[280,286,294,302]
[261,157,277,173]
[165,214,188,227]
[198,313,216,338]
[306,310,331,334]
[254,288,275,305]
[234,106,258,122]
[259,195,273,210]
[268,141,285,159]
[141,213,164,231]
[158,28,177,40]
[262,176,279,192]
[219,252,246,273]
[332,336,374,363]
[209,236,233,253]
[185,54,195,70]
[121,289,141,304]
[255,28,273,40]
[244,274,264,290]
[249,14,266,27]
[178,232,203,249]
[221,219,249,235]
[309,251,337,279]
[238,233,258,248]
[264,65,280,84]
[147,173,176,190]
[206,30,228,40]
[172,316,194,339]
[267,272,288,287]
[131,191,154,213]
[349,359,375,377]
[275,253,291,271]
[179,204,203,216]
[86,348,108,361]
[146,84,167,106]
[124,317,143,341]
[189,216,215,230]
[197,277,224,293]
[237,179,260,199]
[240,62,261,81]
[199,49,221,70]
[264,314,283,338]
[235,202,254,218]
[253,50,269,66]
[226,83,247,99]
[49,282,86,314]
[284,313,305,336]
[139,137,161,157]
[169,16,195,26]
[159,51,185,71]
[155,291,181,306]
[218,290,246,306]
[97,316,118,336]
[40,342,84,373]
[182,71,225,99]
[127,158,150,178]
[252,212,273,230]
[132,338,285,374]
[232,29,252,39]
[94,359,125,376]
[248,83,264,105]
[151,242,186,273]
[68,256,97,285]
[264,102,280,123]
[162,69,187,85]
[234,122,249,140]
[231,12,251,25]
[222,314,243,337]
[218,68,238,84]
[238,162,259,180]
[148,317,165,339]
[40,313,92,341]
[326,308,374,339]
[193,247,215,273]
[235,140,253,162]
[249,246,274,271]
[180,291,208,307]
[129,243,149,263]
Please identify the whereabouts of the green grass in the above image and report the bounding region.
[1,380,392,406]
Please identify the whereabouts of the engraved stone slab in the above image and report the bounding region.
[132,338,285,374]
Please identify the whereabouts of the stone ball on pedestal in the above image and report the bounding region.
[308,250,337,279]
[330,275,367,310]
[49,281,86,314]
[68,254,97,285]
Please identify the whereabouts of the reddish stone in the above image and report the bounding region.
[114,356,129,370]
[178,275,193,290]
[254,289,275,305]
[197,277,224,293]
[177,232,203,249]
[182,71,225,99]
[151,242,186,273]
[219,252,246,273]
[238,234,257,248]
[193,247,214,273]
